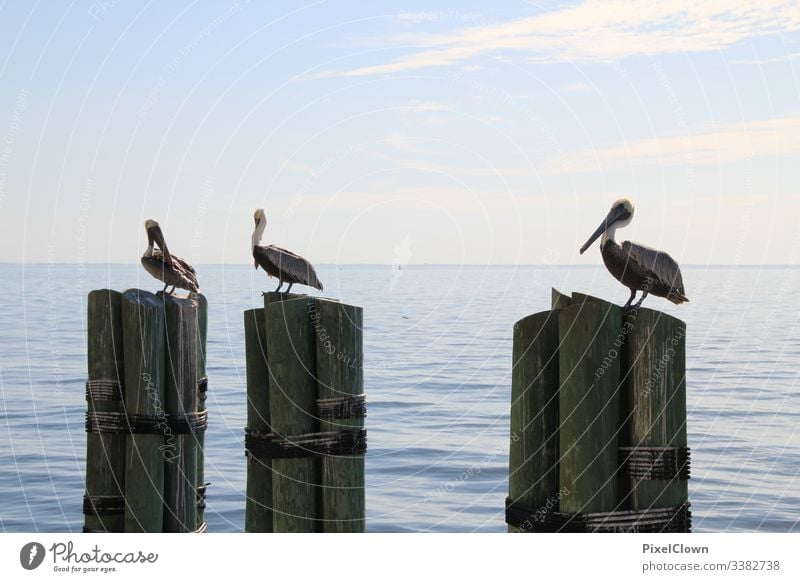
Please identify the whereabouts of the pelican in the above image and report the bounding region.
[141,219,199,294]
[251,208,323,293]
[579,199,688,309]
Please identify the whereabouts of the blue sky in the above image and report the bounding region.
[1,1,798,264]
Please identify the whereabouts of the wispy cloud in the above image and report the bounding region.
[478,115,504,124]
[372,115,800,177]
[564,81,593,93]
[732,51,800,65]
[280,158,315,175]
[543,114,800,174]
[403,100,455,113]
[316,1,800,78]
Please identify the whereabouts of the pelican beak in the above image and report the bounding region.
[579,205,628,254]
[145,225,155,249]
[149,224,172,264]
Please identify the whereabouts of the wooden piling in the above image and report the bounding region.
[162,294,198,532]
[244,307,273,532]
[508,309,561,532]
[84,290,126,533]
[121,289,166,532]
[623,308,688,511]
[264,293,320,532]
[507,289,690,532]
[558,293,622,513]
[313,298,365,532]
[551,288,572,310]
[195,294,208,530]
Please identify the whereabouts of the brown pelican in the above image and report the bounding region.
[579,199,688,309]
[141,219,199,294]
[251,208,323,293]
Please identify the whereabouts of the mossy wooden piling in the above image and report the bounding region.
[84,290,126,533]
[162,294,198,532]
[558,293,622,513]
[314,299,365,532]
[121,289,166,533]
[244,292,367,532]
[244,306,273,532]
[195,294,208,530]
[507,310,560,532]
[265,293,320,532]
[86,288,208,533]
[622,308,688,511]
[506,289,690,532]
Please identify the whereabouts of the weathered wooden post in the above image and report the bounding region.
[265,294,319,532]
[83,290,126,533]
[507,306,560,533]
[244,292,367,532]
[619,308,690,525]
[313,299,366,532]
[558,293,623,515]
[244,306,274,532]
[121,289,166,533]
[506,289,690,533]
[162,294,198,532]
[195,295,209,531]
[85,288,209,533]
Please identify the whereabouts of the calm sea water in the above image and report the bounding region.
[0,264,798,532]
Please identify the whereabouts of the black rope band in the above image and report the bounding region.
[619,446,691,480]
[197,377,208,403]
[82,495,125,517]
[505,497,691,533]
[85,410,208,434]
[245,428,367,459]
[85,379,123,402]
[195,521,208,533]
[317,394,367,420]
[196,483,209,510]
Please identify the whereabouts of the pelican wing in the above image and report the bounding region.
[171,253,199,290]
[150,250,200,293]
[622,241,685,294]
[255,244,323,291]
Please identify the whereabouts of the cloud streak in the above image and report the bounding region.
[544,114,800,174]
[316,1,800,78]
[370,114,800,177]
[403,100,455,113]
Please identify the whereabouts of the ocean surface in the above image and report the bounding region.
[0,263,798,533]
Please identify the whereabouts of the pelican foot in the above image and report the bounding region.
[622,305,639,317]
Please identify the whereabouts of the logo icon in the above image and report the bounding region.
[20,542,45,570]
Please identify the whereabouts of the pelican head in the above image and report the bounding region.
[144,218,171,261]
[579,198,635,254]
[251,208,268,257]
[253,208,267,227]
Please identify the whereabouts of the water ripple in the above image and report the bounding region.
[0,264,798,532]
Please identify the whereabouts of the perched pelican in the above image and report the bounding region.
[141,219,199,294]
[251,209,323,293]
[579,199,688,309]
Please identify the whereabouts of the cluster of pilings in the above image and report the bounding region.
[244,292,367,532]
[83,289,208,533]
[507,290,690,533]
[83,284,690,533]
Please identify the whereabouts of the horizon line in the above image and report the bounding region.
[2,262,799,268]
